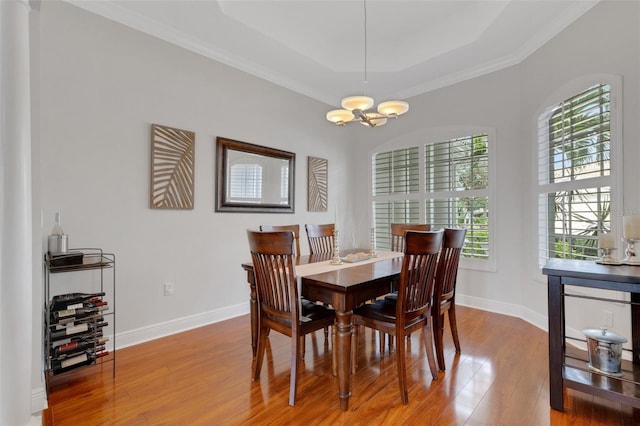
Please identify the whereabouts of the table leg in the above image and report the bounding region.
[547,274,564,411]
[632,292,640,365]
[335,309,352,411]
[245,271,258,357]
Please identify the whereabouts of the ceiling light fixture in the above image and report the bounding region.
[326,0,409,128]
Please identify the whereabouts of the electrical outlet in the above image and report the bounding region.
[603,310,613,327]
[164,282,175,296]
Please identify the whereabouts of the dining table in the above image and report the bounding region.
[241,249,403,411]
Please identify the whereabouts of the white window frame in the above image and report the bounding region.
[370,126,497,272]
[536,75,622,269]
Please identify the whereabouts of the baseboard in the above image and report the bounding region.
[114,302,249,349]
[31,385,47,413]
[456,294,548,332]
[29,414,43,426]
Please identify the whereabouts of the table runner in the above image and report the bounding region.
[295,250,402,277]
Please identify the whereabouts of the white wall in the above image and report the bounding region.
[348,0,640,331]
[37,1,355,345]
[26,0,640,420]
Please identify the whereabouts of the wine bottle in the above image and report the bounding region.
[50,305,108,323]
[49,321,108,342]
[50,292,106,311]
[50,337,109,358]
[51,344,106,361]
[50,299,107,314]
[52,330,104,347]
[50,315,105,331]
[51,212,63,236]
[54,312,106,326]
[51,350,109,375]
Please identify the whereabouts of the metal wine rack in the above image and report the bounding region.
[43,248,116,384]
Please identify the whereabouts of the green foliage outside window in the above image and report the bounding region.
[545,84,611,261]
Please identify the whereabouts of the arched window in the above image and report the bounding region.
[537,81,620,266]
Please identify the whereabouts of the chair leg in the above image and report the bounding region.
[379,331,385,356]
[449,304,461,353]
[396,333,409,404]
[324,326,329,343]
[253,325,269,380]
[289,334,300,406]
[351,324,359,375]
[300,335,306,359]
[332,325,337,376]
[422,317,439,381]
[434,312,446,371]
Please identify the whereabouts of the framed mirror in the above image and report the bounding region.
[216,137,295,213]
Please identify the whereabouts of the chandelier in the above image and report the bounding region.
[326,0,409,127]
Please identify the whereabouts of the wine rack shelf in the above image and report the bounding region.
[44,248,116,383]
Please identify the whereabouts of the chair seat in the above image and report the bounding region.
[267,300,333,328]
[300,300,334,322]
[354,299,395,320]
[383,292,397,304]
[353,300,426,330]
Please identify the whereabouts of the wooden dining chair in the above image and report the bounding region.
[247,230,335,406]
[259,224,301,256]
[351,230,443,404]
[382,223,432,351]
[390,223,431,251]
[432,228,467,371]
[261,224,332,343]
[305,223,335,254]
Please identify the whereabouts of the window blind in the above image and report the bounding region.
[425,134,490,259]
[371,135,491,261]
[229,164,262,202]
[538,83,612,266]
[372,147,419,196]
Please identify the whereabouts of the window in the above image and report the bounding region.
[229,163,262,202]
[537,83,615,266]
[372,148,420,249]
[371,132,494,270]
[280,165,289,204]
[425,135,490,259]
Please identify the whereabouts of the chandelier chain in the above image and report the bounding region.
[363,0,368,94]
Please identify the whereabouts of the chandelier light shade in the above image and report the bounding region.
[341,96,374,111]
[326,109,355,124]
[377,100,409,117]
[326,1,409,128]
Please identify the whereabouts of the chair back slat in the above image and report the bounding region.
[395,230,443,325]
[434,228,467,303]
[248,230,299,324]
[390,223,431,252]
[305,224,335,254]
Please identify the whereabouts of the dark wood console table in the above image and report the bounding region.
[543,258,640,411]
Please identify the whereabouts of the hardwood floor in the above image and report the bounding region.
[43,306,640,425]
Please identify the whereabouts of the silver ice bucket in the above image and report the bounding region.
[582,328,627,376]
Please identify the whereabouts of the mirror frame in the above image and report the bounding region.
[215,137,295,213]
